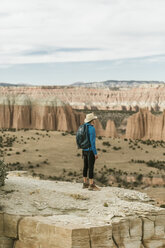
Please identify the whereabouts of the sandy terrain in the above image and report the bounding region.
[0,129,165,206]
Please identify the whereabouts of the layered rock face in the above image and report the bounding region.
[0,173,165,248]
[126,108,165,140]
[94,119,117,138]
[0,84,165,111]
[0,94,117,138]
[1,213,165,248]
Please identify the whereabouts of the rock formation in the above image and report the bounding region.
[94,119,118,138]
[0,172,165,248]
[0,94,117,138]
[0,84,165,111]
[126,108,165,141]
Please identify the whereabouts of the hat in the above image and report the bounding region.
[84,113,97,123]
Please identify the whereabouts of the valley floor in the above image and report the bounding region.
[0,129,165,206]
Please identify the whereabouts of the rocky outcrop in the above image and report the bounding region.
[94,119,118,138]
[0,84,165,111]
[0,173,165,248]
[126,108,165,141]
[0,95,81,132]
[0,94,117,137]
[1,213,165,248]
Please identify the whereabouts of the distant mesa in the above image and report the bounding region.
[71,80,165,88]
[0,82,165,111]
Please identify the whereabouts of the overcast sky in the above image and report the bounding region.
[0,0,165,85]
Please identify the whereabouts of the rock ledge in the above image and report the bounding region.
[0,172,165,248]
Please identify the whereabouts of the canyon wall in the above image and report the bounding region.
[0,102,80,133]
[0,95,117,138]
[1,86,165,140]
[0,85,165,111]
[126,108,165,141]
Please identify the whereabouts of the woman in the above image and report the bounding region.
[82,113,100,191]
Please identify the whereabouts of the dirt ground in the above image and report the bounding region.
[1,129,165,206]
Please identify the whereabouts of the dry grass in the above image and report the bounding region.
[69,194,89,200]
[1,129,165,205]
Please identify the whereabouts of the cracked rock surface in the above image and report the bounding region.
[0,172,165,248]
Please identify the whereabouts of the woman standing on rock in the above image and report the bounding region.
[82,113,100,191]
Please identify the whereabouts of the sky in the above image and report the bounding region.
[0,0,165,85]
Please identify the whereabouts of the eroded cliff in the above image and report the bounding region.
[0,84,165,111]
[126,108,165,141]
[0,95,117,138]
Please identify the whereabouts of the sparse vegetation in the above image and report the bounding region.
[112,146,121,150]
[103,202,108,207]
[69,194,89,200]
[0,160,7,186]
[0,129,164,205]
[102,141,111,147]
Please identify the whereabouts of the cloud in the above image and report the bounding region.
[23,47,101,56]
[0,0,165,65]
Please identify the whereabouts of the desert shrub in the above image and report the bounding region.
[102,141,111,147]
[131,159,145,164]
[96,173,108,185]
[160,204,165,208]
[43,160,48,164]
[68,171,73,176]
[61,132,68,136]
[28,165,34,169]
[103,202,108,207]
[70,194,89,200]
[102,149,107,152]
[136,174,143,181]
[0,160,7,186]
[146,160,165,170]
[113,146,121,150]
[70,131,75,135]
[98,136,102,140]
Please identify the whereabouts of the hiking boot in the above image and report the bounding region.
[88,183,100,191]
[82,182,89,189]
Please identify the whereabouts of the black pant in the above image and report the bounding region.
[83,150,95,179]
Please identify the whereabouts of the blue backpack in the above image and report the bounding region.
[76,124,91,149]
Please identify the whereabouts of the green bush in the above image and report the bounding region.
[0,160,7,186]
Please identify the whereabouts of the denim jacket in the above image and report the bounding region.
[83,123,97,155]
